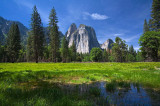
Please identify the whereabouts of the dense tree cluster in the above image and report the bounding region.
[90,48,102,62]
[111,37,128,62]
[139,31,160,61]
[139,0,160,62]
[96,37,143,63]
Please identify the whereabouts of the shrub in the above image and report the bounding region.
[90,48,102,62]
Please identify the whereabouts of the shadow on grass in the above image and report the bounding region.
[0,80,101,106]
[0,70,65,83]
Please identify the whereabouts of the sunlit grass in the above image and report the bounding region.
[0,62,160,88]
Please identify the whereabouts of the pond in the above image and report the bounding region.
[61,81,160,105]
[99,82,158,105]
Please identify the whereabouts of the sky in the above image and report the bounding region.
[0,0,153,50]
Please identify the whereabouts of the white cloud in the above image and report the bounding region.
[113,33,124,36]
[91,13,109,20]
[123,36,138,42]
[83,12,109,20]
[123,33,142,43]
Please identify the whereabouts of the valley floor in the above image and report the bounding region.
[0,62,160,105]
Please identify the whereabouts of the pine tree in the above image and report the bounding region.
[0,42,2,62]
[43,45,50,61]
[31,5,45,63]
[103,49,108,62]
[60,36,68,63]
[70,41,76,61]
[48,7,60,62]
[151,0,160,31]
[18,44,26,62]
[7,23,21,63]
[149,19,154,31]
[129,45,135,55]
[26,31,34,62]
[136,51,144,62]
[128,45,136,62]
[112,37,128,62]
[143,19,149,33]
[0,42,6,62]
[139,31,160,61]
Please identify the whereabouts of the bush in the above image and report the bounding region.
[90,48,102,62]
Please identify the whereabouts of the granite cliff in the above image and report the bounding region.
[66,24,100,53]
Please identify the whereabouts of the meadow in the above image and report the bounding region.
[0,62,160,105]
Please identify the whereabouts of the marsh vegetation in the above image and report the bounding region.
[0,62,160,105]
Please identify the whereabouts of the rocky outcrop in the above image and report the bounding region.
[101,39,114,50]
[66,23,77,38]
[66,24,100,54]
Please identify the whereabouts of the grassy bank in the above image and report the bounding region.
[0,62,160,105]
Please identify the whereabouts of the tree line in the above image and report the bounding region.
[87,38,143,62]
[0,0,160,63]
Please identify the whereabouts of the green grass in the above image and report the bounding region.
[0,62,160,105]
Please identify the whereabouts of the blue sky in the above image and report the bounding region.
[0,0,152,50]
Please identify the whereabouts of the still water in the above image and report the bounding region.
[63,81,160,105]
[99,82,153,105]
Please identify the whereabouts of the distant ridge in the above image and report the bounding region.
[0,16,29,44]
[0,16,64,45]
[101,39,114,50]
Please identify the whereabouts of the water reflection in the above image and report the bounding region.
[61,81,160,105]
[100,82,152,105]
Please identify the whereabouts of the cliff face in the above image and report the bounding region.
[66,24,100,54]
[101,39,114,50]
[66,23,77,38]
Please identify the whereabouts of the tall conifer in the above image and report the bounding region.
[60,37,68,62]
[151,0,160,31]
[30,5,45,63]
[48,7,60,62]
[7,23,21,62]
[70,41,76,61]
[143,19,149,33]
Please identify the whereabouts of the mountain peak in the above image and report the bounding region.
[101,39,114,50]
[66,23,77,37]
[79,24,86,27]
